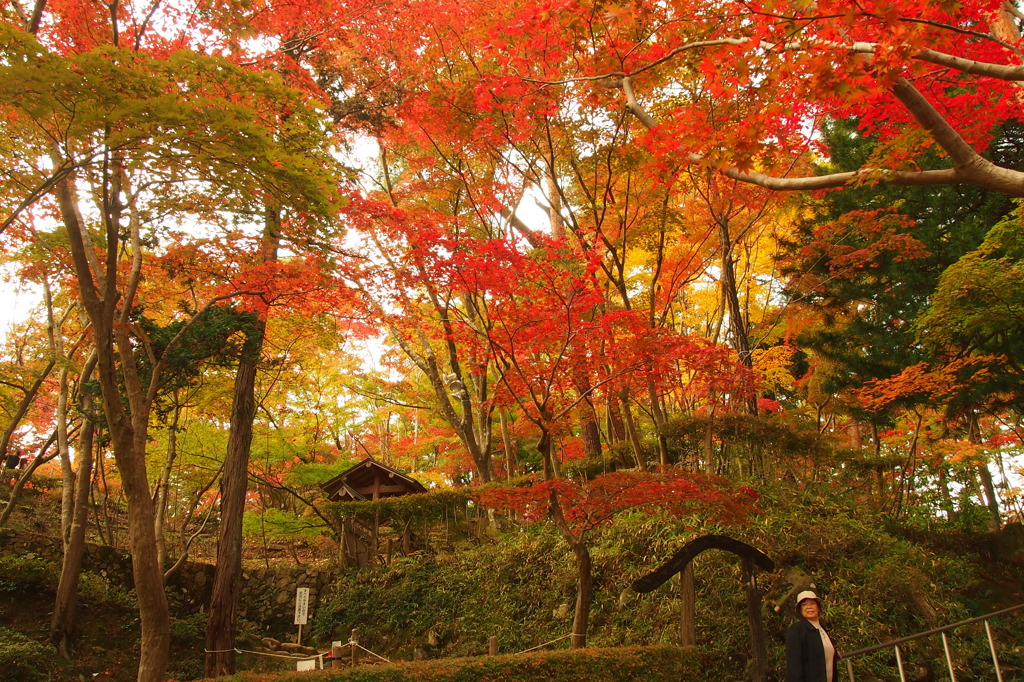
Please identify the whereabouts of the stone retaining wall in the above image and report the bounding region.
[0,529,334,636]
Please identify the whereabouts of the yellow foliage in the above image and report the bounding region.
[752,344,796,393]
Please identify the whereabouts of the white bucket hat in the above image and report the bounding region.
[796,590,821,605]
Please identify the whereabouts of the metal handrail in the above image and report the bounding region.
[842,603,1024,682]
[843,602,1024,657]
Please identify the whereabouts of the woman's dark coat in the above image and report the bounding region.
[785,617,838,682]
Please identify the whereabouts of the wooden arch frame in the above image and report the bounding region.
[630,534,776,682]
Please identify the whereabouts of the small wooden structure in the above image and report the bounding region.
[629,534,775,682]
[321,459,428,568]
[320,458,427,502]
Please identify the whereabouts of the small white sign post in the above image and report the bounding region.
[294,587,310,647]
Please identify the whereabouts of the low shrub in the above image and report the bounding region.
[0,554,57,593]
[77,569,135,607]
[0,626,51,682]
[0,552,134,608]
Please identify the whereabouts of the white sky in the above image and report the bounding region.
[0,265,40,343]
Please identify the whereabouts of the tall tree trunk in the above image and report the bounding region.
[606,391,626,443]
[50,421,96,655]
[618,389,648,472]
[203,347,263,676]
[849,420,862,448]
[56,166,171,682]
[499,410,517,479]
[579,413,603,462]
[56,364,75,544]
[154,398,182,570]
[977,467,1002,526]
[548,492,591,649]
[969,412,1001,530]
[646,376,670,466]
[537,428,556,480]
[703,415,716,475]
[572,370,603,461]
[51,355,98,655]
[717,219,757,415]
[104,359,171,682]
[204,206,279,677]
[569,540,593,649]
[44,277,80,545]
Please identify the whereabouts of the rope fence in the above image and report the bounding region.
[205,646,329,669]
[208,628,578,671]
[349,638,392,664]
[514,633,574,655]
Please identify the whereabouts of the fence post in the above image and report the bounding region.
[351,628,360,666]
[331,640,344,669]
[489,635,498,655]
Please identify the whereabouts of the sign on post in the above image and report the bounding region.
[294,587,310,626]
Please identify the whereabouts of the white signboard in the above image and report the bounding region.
[294,587,310,626]
[296,659,317,671]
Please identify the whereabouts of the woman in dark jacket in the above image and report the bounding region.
[786,590,839,682]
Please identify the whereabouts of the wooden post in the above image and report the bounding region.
[331,641,344,669]
[489,635,498,655]
[679,565,696,646]
[743,558,769,682]
[350,628,360,667]
[339,518,349,568]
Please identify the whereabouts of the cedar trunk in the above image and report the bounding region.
[204,353,262,676]
[205,207,278,677]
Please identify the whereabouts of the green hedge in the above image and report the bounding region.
[218,645,696,682]
[324,490,473,526]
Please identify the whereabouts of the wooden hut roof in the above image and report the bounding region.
[320,458,427,502]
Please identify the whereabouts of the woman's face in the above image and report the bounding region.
[800,599,820,619]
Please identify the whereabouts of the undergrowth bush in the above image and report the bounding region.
[0,554,58,593]
[304,484,1019,681]
[310,531,577,659]
[0,626,50,682]
[0,552,134,607]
